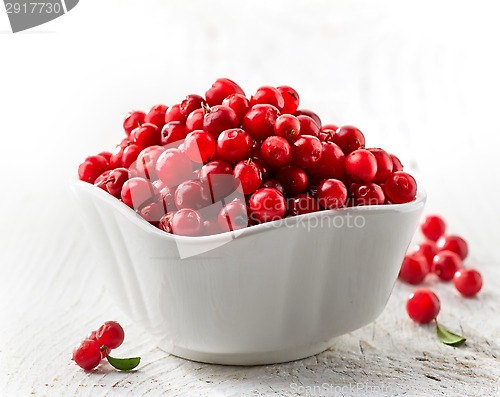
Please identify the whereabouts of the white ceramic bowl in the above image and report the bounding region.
[71,180,425,365]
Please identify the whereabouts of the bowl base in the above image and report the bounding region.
[157,338,337,366]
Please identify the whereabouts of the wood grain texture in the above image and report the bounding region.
[1,0,500,396]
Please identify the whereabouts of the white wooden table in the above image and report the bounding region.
[1,1,500,396]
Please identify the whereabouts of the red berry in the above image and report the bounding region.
[296,115,320,138]
[421,215,446,242]
[453,269,482,297]
[144,104,168,129]
[294,109,321,128]
[367,148,393,184]
[291,135,322,168]
[412,241,438,272]
[384,171,417,204]
[123,110,146,136]
[274,114,301,142]
[171,208,204,236]
[333,125,365,154]
[261,136,292,168]
[390,154,404,171]
[233,160,262,195]
[249,188,286,223]
[308,141,345,179]
[180,94,206,117]
[277,85,300,114]
[437,235,468,260]
[99,168,129,198]
[155,149,192,187]
[175,180,210,209]
[139,201,165,224]
[78,155,110,184]
[242,104,280,141]
[216,128,253,163]
[121,144,142,169]
[261,178,285,195]
[96,321,125,350]
[288,194,321,216]
[432,251,462,281]
[222,93,250,122]
[87,330,110,358]
[399,254,429,284]
[183,130,216,163]
[164,104,187,124]
[205,78,245,107]
[199,160,235,202]
[276,165,308,196]
[135,146,165,181]
[159,211,176,233]
[72,339,102,370]
[250,86,285,111]
[345,149,377,183]
[159,185,177,213]
[161,121,189,146]
[94,170,112,191]
[406,289,440,324]
[203,105,239,139]
[218,201,249,232]
[351,183,385,206]
[130,123,161,148]
[185,108,205,132]
[316,179,347,209]
[121,177,157,209]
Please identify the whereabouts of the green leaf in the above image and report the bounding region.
[106,354,141,371]
[435,321,466,347]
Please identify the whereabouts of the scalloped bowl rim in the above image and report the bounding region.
[71,179,426,242]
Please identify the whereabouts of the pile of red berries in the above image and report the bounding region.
[78,78,418,237]
[401,215,483,326]
[72,321,140,371]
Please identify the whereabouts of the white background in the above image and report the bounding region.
[1,1,500,396]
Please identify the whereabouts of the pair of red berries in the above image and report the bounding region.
[72,321,139,371]
[78,78,419,237]
[403,215,483,325]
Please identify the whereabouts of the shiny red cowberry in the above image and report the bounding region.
[218,201,249,232]
[203,105,239,139]
[453,269,482,297]
[121,177,157,209]
[277,85,300,114]
[123,110,146,136]
[367,148,393,184]
[261,136,292,168]
[274,114,301,142]
[308,141,345,179]
[345,149,378,183]
[249,188,286,223]
[233,160,262,195]
[155,149,192,187]
[432,251,462,281]
[288,194,321,216]
[183,130,216,163]
[250,86,285,111]
[96,321,125,350]
[421,215,446,242]
[406,289,440,324]
[437,235,468,260]
[351,183,385,206]
[333,125,365,154]
[399,254,429,284]
[242,104,280,141]
[222,93,250,122]
[171,208,204,236]
[316,179,347,209]
[144,104,168,129]
[291,135,322,168]
[72,339,102,371]
[216,128,253,163]
[78,155,110,184]
[276,165,308,196]
[384,171,417,204]
[205,78,245,107]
